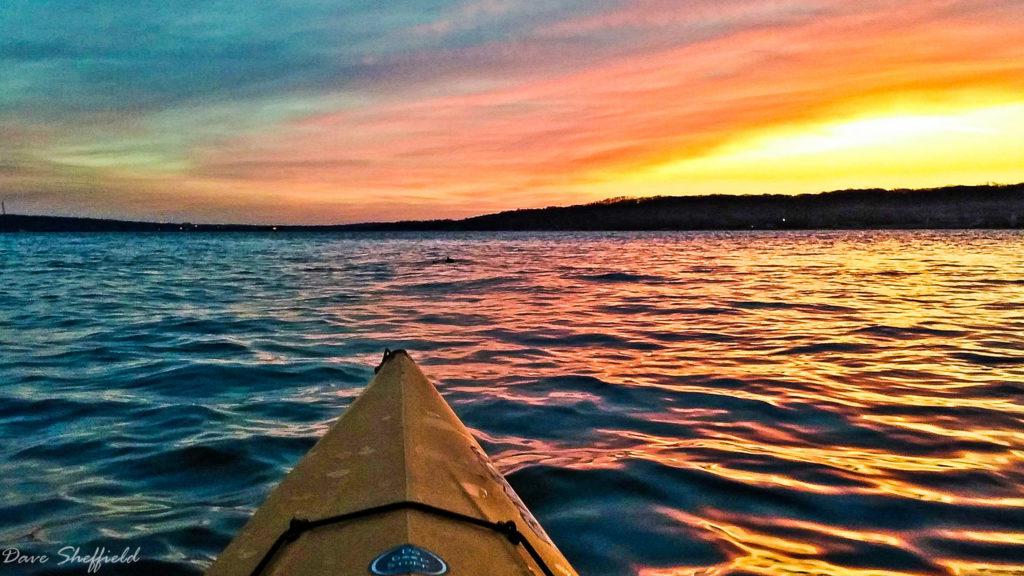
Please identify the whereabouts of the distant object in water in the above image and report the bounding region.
[429,255,459,264]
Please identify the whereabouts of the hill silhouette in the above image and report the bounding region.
[2,183,1022,232]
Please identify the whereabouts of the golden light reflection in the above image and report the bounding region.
[937,531,1024,546]
[477,425,1024,509]
[862,415,1024,447]
[354,233,1024,575]
[648,508,926,576]
[940,561,1024,576]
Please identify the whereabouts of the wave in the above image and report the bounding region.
[3,230,1024,575]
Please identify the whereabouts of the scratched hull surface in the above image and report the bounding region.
[1,230,1023,575]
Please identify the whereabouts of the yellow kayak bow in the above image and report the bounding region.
[208,349,577,576]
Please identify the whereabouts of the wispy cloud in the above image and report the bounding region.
[2,0,1023,222]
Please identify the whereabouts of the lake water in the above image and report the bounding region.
[1,231,1023,575]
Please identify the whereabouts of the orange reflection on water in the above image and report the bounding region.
[940,561,1024,576]
[340,232,1024,575]
[645,508,925,576]
[937,530,1024,546]
[593,429,1023,507]
[862,415,1024,448]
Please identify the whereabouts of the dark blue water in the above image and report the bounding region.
[1,231,1023,575]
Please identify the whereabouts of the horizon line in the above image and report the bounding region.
[2,181,1022,229]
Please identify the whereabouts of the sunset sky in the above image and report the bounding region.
[2,0,1023,223]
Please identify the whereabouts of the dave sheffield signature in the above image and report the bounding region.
[2,546,141,573]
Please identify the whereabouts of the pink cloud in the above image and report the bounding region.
[177,0,1024,221]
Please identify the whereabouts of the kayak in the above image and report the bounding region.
[208,349,578,576]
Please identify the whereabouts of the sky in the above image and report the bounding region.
[2,0,1023,224]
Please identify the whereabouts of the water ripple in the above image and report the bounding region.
[1,230,1023,575]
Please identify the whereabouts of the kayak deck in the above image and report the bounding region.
[208,350,576,576]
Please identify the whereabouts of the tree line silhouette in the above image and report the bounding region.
[2,183,1021,232]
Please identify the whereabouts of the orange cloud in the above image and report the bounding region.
[177,0,1024,222]
[9,1,1021,222]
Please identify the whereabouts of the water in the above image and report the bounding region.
[1,231,1023,575]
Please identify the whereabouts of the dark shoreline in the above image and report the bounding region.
[2,183,1022,232]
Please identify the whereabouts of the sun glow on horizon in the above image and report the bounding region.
[599,101,1024,198]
